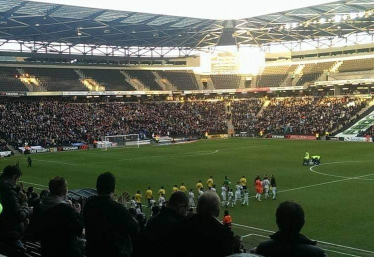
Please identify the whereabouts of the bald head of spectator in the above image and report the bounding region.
[167,191,189,216]
[197,191,220,218]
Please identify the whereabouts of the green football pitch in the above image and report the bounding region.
[1,138,374,257]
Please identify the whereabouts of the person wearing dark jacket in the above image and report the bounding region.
[36,176,83,257]
[164,191,234,257]
[255,201,327,257]
[84,172,139,257]
[132,191,189,257]
[0,165,32,252]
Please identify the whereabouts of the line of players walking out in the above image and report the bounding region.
[129,175,277,214]
[220,175,277,208]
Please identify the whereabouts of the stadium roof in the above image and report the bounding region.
[1,0,374,49]
[31,0,337,20]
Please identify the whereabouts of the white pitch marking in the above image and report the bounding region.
[322,249,363,257]
[241,234,253,238]
[34,159,79,166]
[232,223,374,254]
[215,145,268,151]
[20,181,48,188]
[310,161,374,181]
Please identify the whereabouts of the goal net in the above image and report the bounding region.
[101,134,140,150]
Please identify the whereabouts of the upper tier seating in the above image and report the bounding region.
[296,62,335,86]
[23,68,86,91]
[338,58,374,72]
[210,74,241,89]
[82,69,135,91]
[256,65,298,87]
[158,70,199,90]
[0,67,28,91]
[125,70,162,90]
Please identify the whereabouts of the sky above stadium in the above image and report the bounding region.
[31,0,338,20]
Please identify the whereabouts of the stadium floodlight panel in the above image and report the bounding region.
[30,0,337,20]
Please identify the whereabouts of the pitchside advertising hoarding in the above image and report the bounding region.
[0,151,11,157]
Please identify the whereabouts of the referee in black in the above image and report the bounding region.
[27,156,32,167]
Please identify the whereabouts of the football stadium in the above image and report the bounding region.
[0,0,374,257]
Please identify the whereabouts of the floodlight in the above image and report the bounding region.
[319,18,326,24]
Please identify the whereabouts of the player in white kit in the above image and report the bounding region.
[234,182,243,206]
[221,185,227,207]
[188,189,195,207]
[227,189,234,207]
[158,194,166,207]
[262,176,270,199]
[130,197,137,209]
[242,189,249,206]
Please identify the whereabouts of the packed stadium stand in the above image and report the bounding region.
[82,69,135,91]
[296,61,335,87]
[23,68,87,91]
[256,65,298,87]
[0,67,28,92]
[231,99,264,132]
[338,58,374,72]
[256,96,368,135]
[157,70,199,90]
[210,74,241,89]
[0,99,227,148]
[125,70,163,90]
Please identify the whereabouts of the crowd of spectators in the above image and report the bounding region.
[0,166,327,257]
[0,100,227,147]
[231,99,263,132]
[233,96,368,135]
[0,96,370,149]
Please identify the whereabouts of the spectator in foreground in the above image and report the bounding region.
[37,176,83,257]
[165,191,234,257]
[0,165,32,252]
[132,191,189,257]
[255,201,327,257]
[83,172,139,257]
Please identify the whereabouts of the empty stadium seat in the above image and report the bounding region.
[158,70,198,90]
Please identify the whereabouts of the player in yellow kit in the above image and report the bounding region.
[207,176,214,188]
[196,180,203,192]
[158,186,166,198]
[172,185,178,192]
[180,183,187,193]
[240,176,247,189]
[135,190,142,211]
[146,186,153,209]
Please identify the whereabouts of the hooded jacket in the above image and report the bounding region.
[37,195,84,257]
[0,179,32,241]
